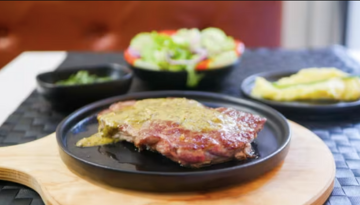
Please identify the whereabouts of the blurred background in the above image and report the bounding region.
[0,1,358,69]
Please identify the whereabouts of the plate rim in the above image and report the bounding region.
[56,91,291,176]
[240,70,360,110]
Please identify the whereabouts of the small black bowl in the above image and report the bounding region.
[129,62,239,90]
[36,63,133,111]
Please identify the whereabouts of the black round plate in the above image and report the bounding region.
[241,70,360,119]
[56,91,291,192]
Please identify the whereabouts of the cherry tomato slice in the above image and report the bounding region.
[196,59,211,70]
[124,49,138,65]
[158,30,177,36]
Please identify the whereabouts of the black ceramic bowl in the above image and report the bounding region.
[36,63,133,111]
[128,62,240,90]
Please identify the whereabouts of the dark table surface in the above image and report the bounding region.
[1,45,360,205]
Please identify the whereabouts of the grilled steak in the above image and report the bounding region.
[77,98,267,168]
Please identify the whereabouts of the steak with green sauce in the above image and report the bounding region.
[76,98,267,168]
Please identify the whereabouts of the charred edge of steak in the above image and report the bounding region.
[98,123,263,168]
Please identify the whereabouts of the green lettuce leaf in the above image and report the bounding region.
[185,64,204,87]
[201,27,236,57]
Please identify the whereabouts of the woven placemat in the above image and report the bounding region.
[0,45,360,205]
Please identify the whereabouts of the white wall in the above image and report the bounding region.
[281,1,344,49]
[346,1,360,49]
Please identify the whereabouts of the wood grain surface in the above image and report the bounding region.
[0,121,335,205]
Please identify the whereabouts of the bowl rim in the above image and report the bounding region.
[36,63,133,89]
[123,29,245,72]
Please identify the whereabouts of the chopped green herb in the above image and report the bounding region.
[56,70,112,86]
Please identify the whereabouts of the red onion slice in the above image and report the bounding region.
[128,46,141,58]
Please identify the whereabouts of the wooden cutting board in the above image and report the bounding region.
[0,121,334,205]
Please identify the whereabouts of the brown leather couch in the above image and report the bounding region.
[0,1,282,69]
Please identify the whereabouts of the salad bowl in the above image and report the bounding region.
[124,28,245,89]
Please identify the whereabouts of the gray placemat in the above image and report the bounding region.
[1,45,360,205]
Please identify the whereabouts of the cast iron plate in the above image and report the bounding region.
[241,70,360,118]
[56,91,291,192]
